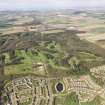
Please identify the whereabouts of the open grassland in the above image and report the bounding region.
[81,96,104,105]
[5,50,47,75]
[64,92,79,105]
[4,46,105,77]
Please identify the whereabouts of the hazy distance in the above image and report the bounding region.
[0,0,105,10]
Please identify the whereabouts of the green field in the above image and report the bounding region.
[90,27,105,34]
[64,92,79,105]
[81,96,103,105]
[5,50,47,75]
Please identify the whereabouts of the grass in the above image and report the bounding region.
[64,92,79,105]
[50,79,59,94]
[90,27,105,34]
[4,49,68,76]
[5,50,47,75]
[4,49,104,77]
[81,96,103,105]
[5,51,33,75]
[54,96,66,105]
[76,52,103,62]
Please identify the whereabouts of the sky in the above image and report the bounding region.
[0,0,105,10]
